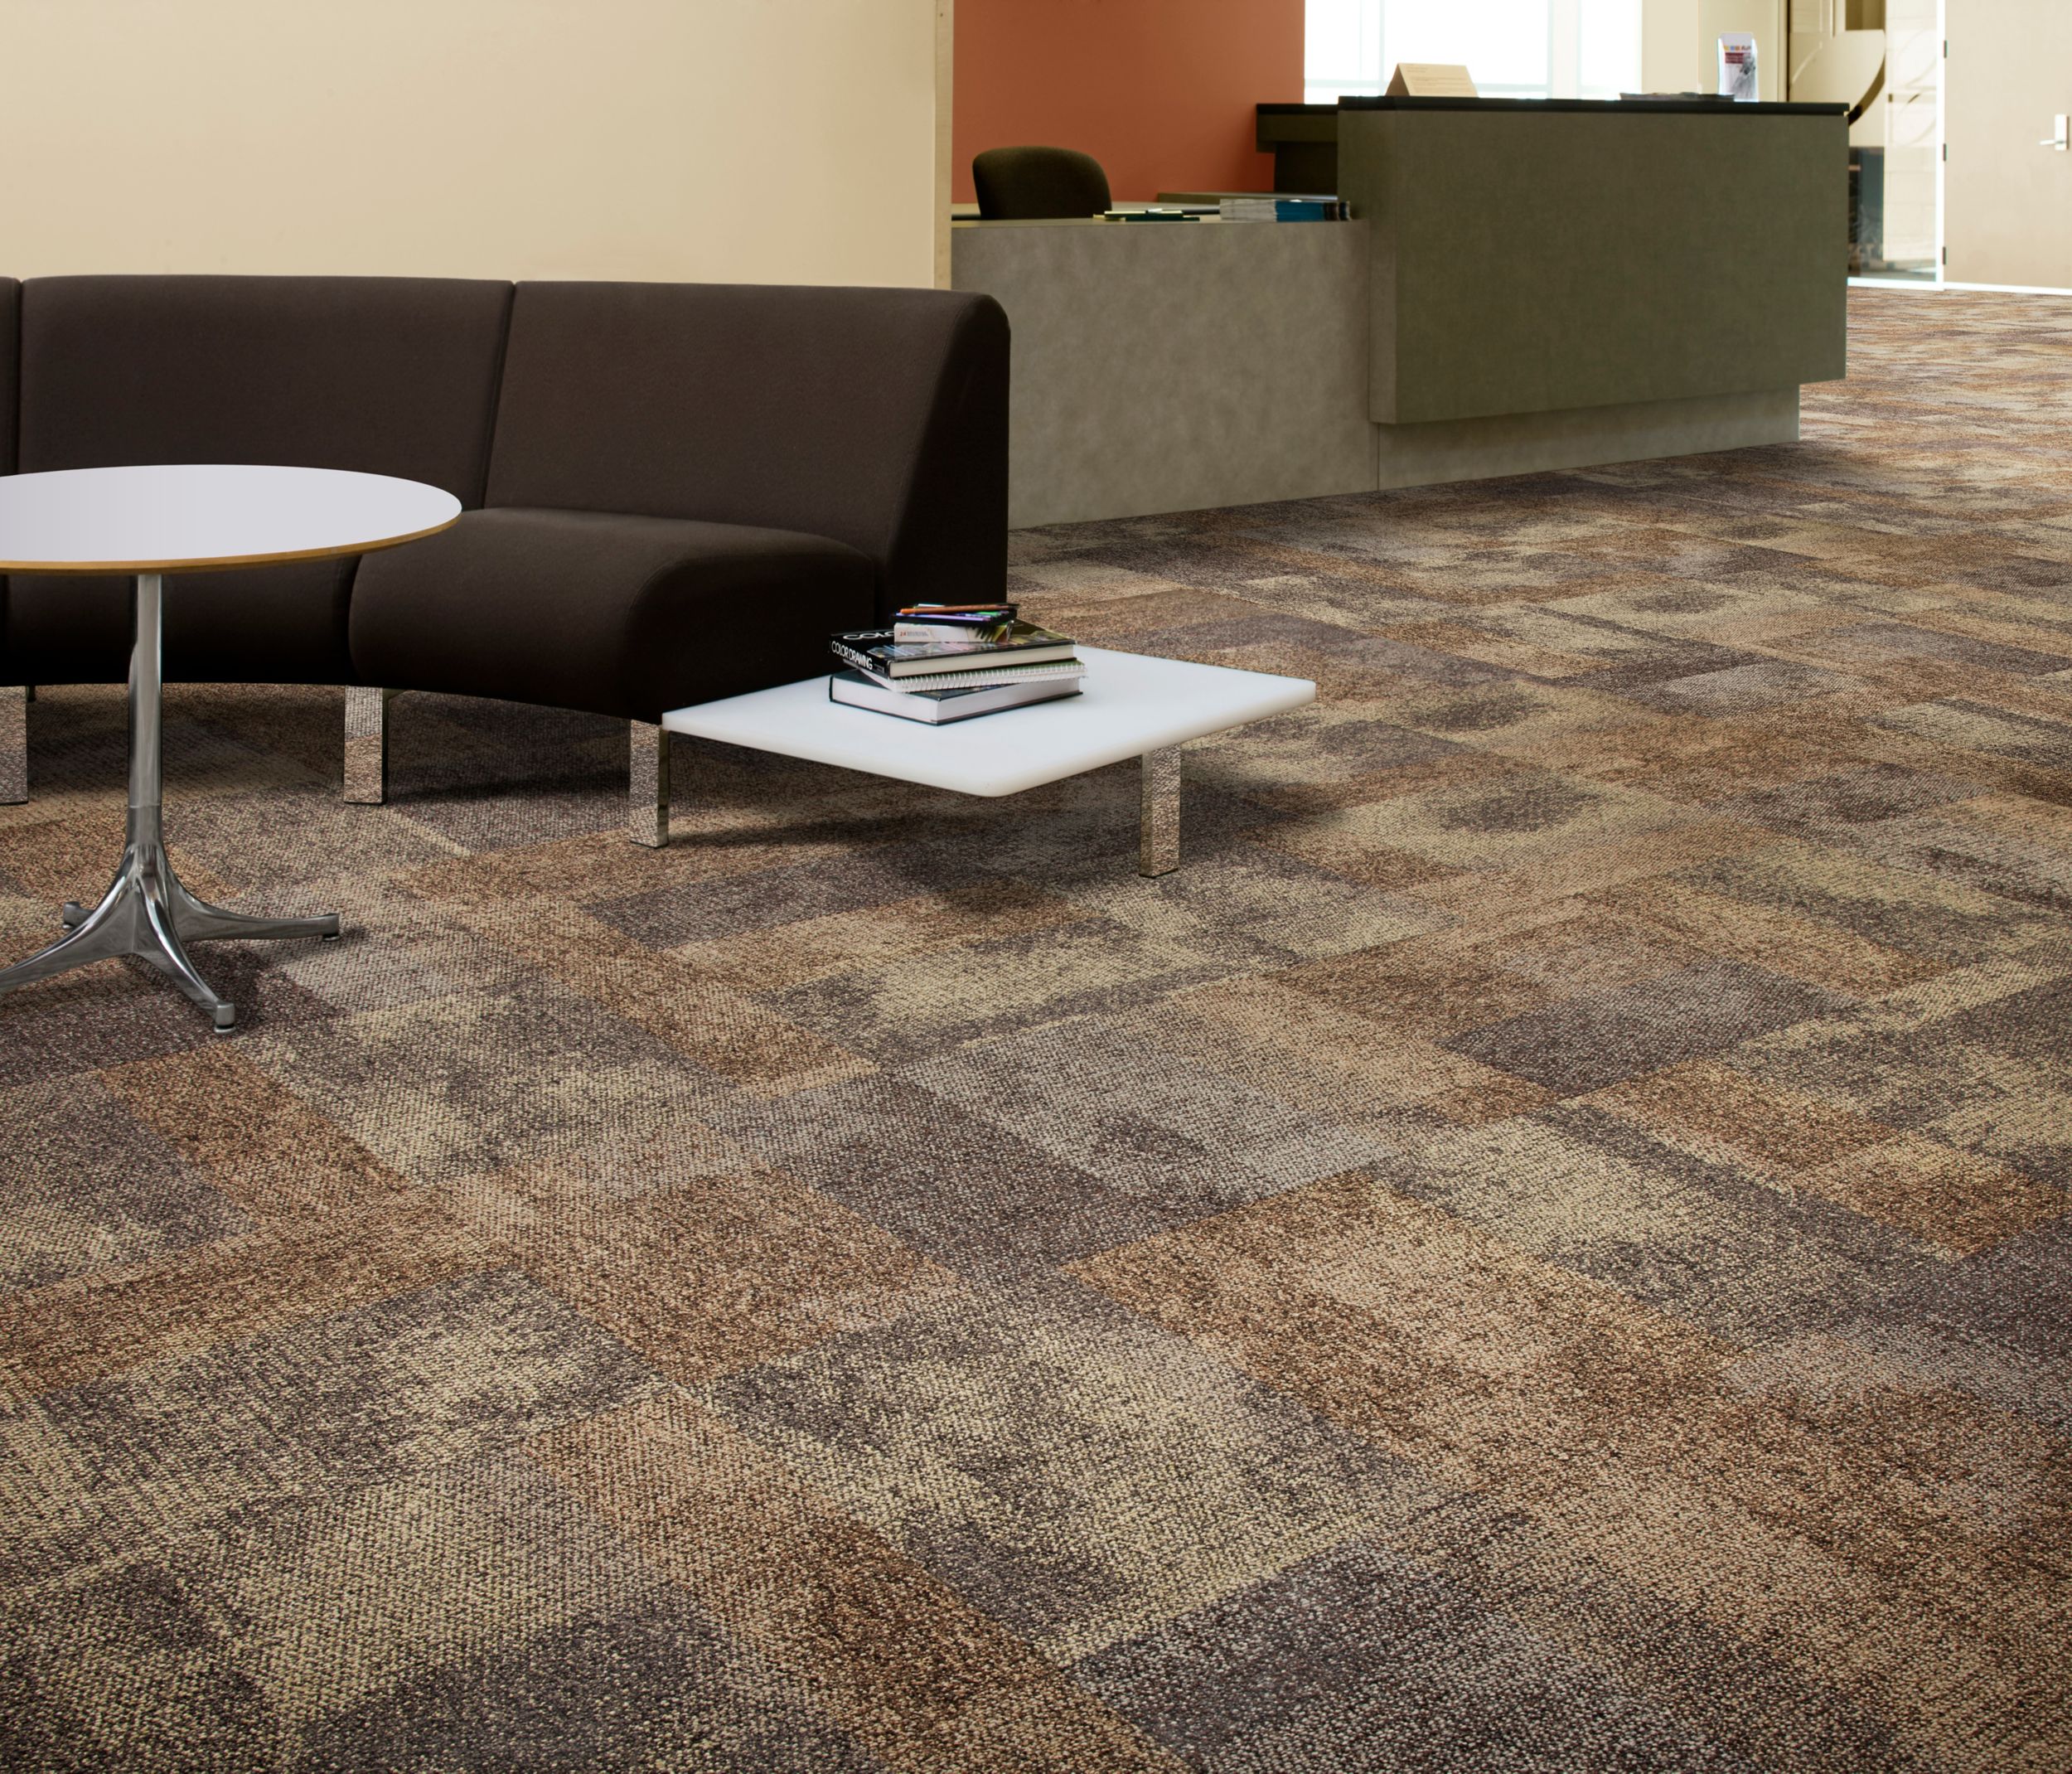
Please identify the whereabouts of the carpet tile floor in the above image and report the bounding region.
[2,288,2069,1771]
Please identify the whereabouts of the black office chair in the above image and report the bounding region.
[972,147,1112,221]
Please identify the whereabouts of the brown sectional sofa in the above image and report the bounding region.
[0,274,1009,842]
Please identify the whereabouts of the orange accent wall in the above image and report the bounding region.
[952,0,1306,204]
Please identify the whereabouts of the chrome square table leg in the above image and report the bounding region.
[0,684,26,804]
[1140,745,1180,877]
[628,720,670,848]
[342,686,396,805]
[0,573,340,1035]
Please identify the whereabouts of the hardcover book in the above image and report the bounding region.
[835,656,1087,693]
[893,618,1015,643]
[830,623,1077,677]
[890,602,1019,643]
[828,669,1082,724]
[894,603,1019,620]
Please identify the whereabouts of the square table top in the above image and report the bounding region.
[661,646,1316,797]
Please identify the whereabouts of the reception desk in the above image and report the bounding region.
[951,97,1847,529]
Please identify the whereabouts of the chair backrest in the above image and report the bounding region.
[484,280,1009,613]
[972,147,1112,221]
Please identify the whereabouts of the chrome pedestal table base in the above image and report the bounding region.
[0,573,339,1034]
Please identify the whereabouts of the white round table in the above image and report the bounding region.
[0,465,460,1032]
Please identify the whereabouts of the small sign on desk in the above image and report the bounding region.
[1386,63,1479,98]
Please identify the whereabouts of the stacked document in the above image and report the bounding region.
[828,603,1082,725]
[1218,196,1348,222]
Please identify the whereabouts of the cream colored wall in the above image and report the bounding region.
[936,0,957,288]
[1642,0,1701,91]
[1644,0,1788,99]
[0,0,942,287]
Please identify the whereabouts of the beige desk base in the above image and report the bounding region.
[952,221,1808,531]
[954,219,1376,531]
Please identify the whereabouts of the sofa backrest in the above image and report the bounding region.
[484,282,1009,613]
[0,278,17,477]
[15,276,513,505]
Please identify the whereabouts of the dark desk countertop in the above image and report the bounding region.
[1347,95,1842,114]
[1261,97,1845,119]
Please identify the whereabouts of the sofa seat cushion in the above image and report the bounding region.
[3,559,358,687]
[348,507,875,723]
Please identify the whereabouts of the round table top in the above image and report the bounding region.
[0,463,462,573]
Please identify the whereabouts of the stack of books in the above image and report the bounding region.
[1218,196,1348,223]
[829,603,1083,725]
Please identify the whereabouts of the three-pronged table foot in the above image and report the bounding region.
[5,839,339,1035]
[0,473,456,1032]
[59,896,342,943]
[0,570,344,1035]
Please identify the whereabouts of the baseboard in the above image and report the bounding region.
[1008,385,1803,528]
[1372,387,1801,491]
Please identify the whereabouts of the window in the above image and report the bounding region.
[1306,0,1642,104]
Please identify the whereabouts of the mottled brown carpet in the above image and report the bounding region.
[3,288,2070,1773]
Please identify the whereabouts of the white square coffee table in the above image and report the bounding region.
[661,646,1315,875]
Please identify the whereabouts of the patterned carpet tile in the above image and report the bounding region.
[3,289,2071,1770]
[1078,1537,1792,1774]
[1069,1174,2069,1758]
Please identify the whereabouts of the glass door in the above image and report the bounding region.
[1786,2,1939,280]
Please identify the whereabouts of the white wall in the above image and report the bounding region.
[0,0,942,287]
[1306,2,1642,102]
[1301,2,1773,102]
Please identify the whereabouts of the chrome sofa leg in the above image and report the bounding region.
[1,686,26,805]
[1140,746,1180,877]
[629,720,670,848]
[343,686,395,805]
